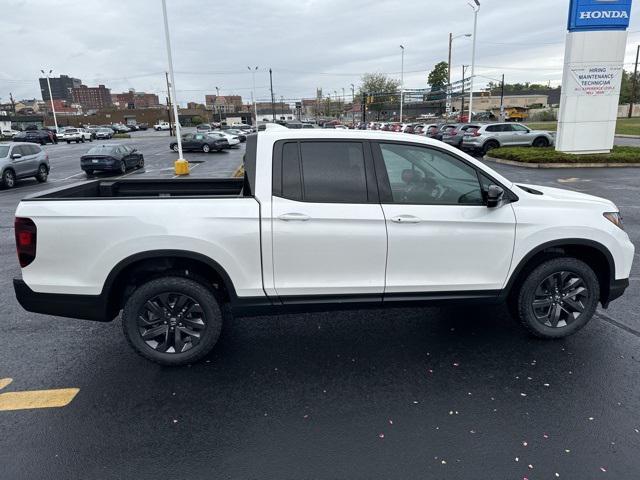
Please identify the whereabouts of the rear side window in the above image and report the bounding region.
[300,142,367,203]
[485,125,500,132]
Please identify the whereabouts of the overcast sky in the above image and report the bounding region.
[1,0,639,106]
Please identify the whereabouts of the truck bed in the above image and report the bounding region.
[24,178,246,201]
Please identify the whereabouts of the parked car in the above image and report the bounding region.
[12,131,634,365]
[138,123,149,131]
[62,128,93,144]
[1,129,20,138]
[422,124,440,139]
[95,128,114,140]
[226,129,247,142]
[442,124,483,149]
[196,124,213,132]
[172,133,228,153]
[13,130,57,145]
[80,144,144,176]
[462,123,555,155]
[154,122,171,131]
[111,124,131,134]
[0,142,49,188]
[207,131,240,147]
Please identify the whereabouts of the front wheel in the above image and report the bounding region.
[119,161,127,174]
[171,144,179,152]
[202,144,210,153]
[122,276,224,365]
[137,156,145,169]
[516,257,599,338]
[1,169,16,189]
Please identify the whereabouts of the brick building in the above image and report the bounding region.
[71,84,112,111]
[112,90,161,109]
[204,95,244,113]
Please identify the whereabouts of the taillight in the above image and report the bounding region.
[15,217,37,268]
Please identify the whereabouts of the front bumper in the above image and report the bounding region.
[13,279,113,322]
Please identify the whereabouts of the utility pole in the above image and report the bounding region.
[500,73,505,121]
[468,0,480,122]
[448,33,453,86]
[165,72,173,136]
[269,68,276,122]
[629,45,639,119]
[9,92,15,114]
[400,45,405,122]
[362,92,366,123]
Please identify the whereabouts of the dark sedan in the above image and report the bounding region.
[13,130,57,145]
[170,133,228,153]
[81,144,144,176]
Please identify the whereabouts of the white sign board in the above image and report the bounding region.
[568,64,623,96]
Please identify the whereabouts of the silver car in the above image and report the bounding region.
[461,122,555,155]
[0,142,50,189]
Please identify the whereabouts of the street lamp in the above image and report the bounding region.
[247,66,258,128]
[468,0,480,122]
[399,45,404,122]
[160,0,187,175]
[447,33,472,85]
[40,69,58,132]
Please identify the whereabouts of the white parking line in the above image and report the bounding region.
[53,172,85,182]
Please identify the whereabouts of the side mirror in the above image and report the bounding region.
[131,148,137,153]
[11,153,22,160]
[486,185,504,208]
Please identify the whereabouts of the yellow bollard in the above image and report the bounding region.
[174,159,190,175]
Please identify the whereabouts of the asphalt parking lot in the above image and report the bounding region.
[1,139,639,479]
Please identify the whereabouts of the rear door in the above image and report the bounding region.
[271,140,387,299]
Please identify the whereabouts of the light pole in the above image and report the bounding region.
[399,45,404,122]
[447,33,472,85]
[468,0,480,122]
[40,69,58,132]
[215,86,222,124]
[351,83,355,122]
[248,66,258,127]
[160,0,187,175]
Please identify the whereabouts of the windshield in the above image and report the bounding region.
[65,129,78,133]
[0,146,9,158]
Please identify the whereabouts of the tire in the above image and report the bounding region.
[171,144,179,152]
[516,257,599,339]
[482,140,499,155]
[121,276,224,366]
[202,144,210,153]
[532,137,549,148]
[35,164,48,183]
[89,137,93,142]
[81,137,85,143]
[137,156,145,169]
[67,141,71,144]
[1,169,16,189]
[85,169,94,176]
[119,161,127,174]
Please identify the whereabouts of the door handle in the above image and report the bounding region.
[278,213,310,222]
[390,215,422,224]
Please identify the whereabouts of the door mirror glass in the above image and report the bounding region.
[486,185,504,208]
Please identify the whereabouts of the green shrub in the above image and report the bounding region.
[489,146,640,164]
[113,133,131,139]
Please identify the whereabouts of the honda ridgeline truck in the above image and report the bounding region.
[13,130,634,365]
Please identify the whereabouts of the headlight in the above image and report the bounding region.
[604,212,624,230]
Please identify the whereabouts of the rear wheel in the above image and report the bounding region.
[122,276,224,365]
[202,144,210,153]
[482,140,499,155]
[35,164,48,183]
[516,257,599,338]
[172,144,179,152]
[1,169,16,189]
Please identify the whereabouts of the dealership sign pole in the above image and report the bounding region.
[556,0,633,154]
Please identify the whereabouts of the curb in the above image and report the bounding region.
[615,134,640,139]
[483,155,640,169]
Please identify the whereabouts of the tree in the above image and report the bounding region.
[357,73,400,120]
[620,69,639,105]
[427,61,449,91]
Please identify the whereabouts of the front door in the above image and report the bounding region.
[10,145,33,178]
[373,141,516,296]
[271,140,387,299]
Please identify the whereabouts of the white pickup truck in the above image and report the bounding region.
[13,130,634,365]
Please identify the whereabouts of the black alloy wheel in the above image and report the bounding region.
[532,271,590,328]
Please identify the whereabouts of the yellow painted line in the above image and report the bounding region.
[0,388,79,411]
[0,378,13,390]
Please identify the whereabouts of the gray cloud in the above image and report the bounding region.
[1,0,638,105]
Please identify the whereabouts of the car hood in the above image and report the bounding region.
[516,183,616,209]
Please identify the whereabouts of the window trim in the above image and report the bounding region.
[371,140,518,206]
[272,139,380,204]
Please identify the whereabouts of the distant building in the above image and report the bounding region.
[39,75,81,102]
[72,84,112,110]
[14,99,45,115]
[205,95,244,113]
[450,94,549,113]
[187,102,206,110]
[112,90,161,110]
[42,99,82,116]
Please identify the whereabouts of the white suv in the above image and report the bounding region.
[62,128,92,144]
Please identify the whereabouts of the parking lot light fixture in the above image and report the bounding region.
[248,66,258,127]
[160,0,188,175]
[468,0,480,122]
[41,69,58,132]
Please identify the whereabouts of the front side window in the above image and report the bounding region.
[299,142,367,203]
[511,124,529,132]
[378,143,483,205]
